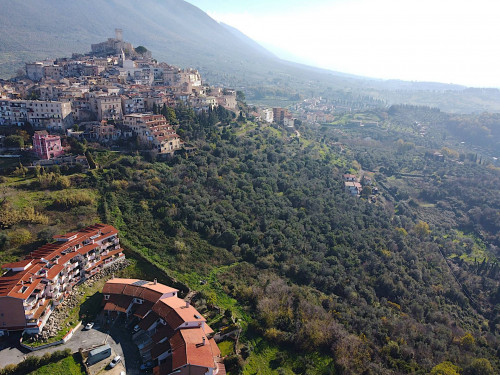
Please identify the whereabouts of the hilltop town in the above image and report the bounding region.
[0,29,303,165]
[0,30,240,160]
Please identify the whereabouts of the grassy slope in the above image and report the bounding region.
[27,354,85,375]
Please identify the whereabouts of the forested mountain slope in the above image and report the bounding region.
[1,103,500,373]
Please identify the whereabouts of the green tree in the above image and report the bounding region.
[414,221,430,238]
[460,333,476,350]
[68,137,87,154]
[430,361,461,375]
[4,135,24,148]
[135,45,148,55]
[361,185,372,197]
[8,228,32,246]
[236,90,246,102]
[85,151,97,169]
[463,358,495,375]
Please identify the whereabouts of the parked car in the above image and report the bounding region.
[109,355,121,368]
[84,322,94,330]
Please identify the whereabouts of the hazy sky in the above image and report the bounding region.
[187,0,500,87]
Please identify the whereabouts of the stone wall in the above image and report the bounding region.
[37,258,129,341]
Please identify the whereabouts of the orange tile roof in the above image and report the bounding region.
[138,311,160,331]
[0,224,119,301]
[33,299,51,319]
[103,295,134,313]
[152,323,175,344]
[151,340,171,359]
[152,298,205,330]
[133,300,154,319]
[170,327,216,371]
[1,259,33,270]
[153,358,172,375]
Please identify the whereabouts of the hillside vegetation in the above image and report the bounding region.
[1,104,500,374]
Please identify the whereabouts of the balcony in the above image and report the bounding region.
[89,268,99,276]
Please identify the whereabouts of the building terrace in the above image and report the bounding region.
[102,278,224,375]
[0,224,124,335]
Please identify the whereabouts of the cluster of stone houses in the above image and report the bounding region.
[252,107,296,127]
[343,173,378,199]
[102,278,225,375]
[0,30,238,158]
[343,173,363,196]
[0,224,124,335]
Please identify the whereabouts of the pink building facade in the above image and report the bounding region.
[33,131,64,159]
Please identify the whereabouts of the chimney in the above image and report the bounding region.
[111,273,114,279]
[202,337,206,346]
[154,278,157,285]
[185,301,190,308]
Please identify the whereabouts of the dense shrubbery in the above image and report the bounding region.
[52,191,94,209]
[87,106,500,373]
[0,349,72,375]
[3,104,498,373]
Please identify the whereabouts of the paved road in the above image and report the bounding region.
[0,316,141,374]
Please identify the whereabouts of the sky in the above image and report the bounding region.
[186,0,500,88]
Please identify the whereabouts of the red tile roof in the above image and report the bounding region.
[152,323,175,344]
[0,224,119,300]
[170,327,217,371]
[103,295,134,313]
[133,300,154,319]
[152,298,205,331]
[153,358,172,375]
[151,340,171,359]
[138,311,160,331]
[102,278,177,303]
[1,259,33,270]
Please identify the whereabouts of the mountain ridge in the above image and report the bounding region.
[1,0,500,113]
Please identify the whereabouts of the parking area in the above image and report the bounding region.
[0,313,142,374]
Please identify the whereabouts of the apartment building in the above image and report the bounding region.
[43,65,64,81]
[121,95,146,114]
[0,224,124,335]
[272,107,290,125]
[0,99,27,126]
[33,130,64,159]
[25,62,46,82]
[95,96,123,121]
[26,100,74,130]
[102,278,225,375]
[123,113,182,154]
[0,99,74,129]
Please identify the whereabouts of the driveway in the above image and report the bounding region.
[0,314,141,374]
